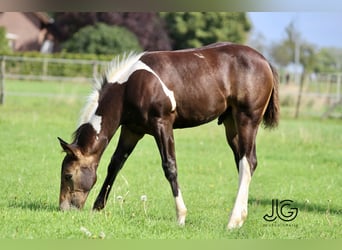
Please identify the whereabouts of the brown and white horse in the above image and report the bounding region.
[58,42,279,229]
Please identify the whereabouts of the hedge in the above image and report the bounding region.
[1,51,125,79]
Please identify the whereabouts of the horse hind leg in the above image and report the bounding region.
[222,109,240,169]
[224,111,259,229]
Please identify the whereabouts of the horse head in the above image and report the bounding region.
[58,137,99,210]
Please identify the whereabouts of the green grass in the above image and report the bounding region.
[0,80,341,239]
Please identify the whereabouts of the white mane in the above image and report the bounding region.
[78,90,100,126]
[94,51,145,89]
[79,52,145,126]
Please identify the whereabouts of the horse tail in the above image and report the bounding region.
[263,63,280,129]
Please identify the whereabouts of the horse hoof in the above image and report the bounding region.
[177,216,186,226]
[227,220,244,230]
[227,210,247,230]
[93,202,105,211]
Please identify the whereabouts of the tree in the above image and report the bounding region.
[299,43,316,72]
[270,40,294,67]
[97,12,172,51]
[270,21,298,67]
[270,21,316,72]
[247,31,268,55]
[160,12,251,49]
[313,48,342,73]
[53,12,172,51]
[62,23,142,55]
[270,21,318,118]
[0,27,11,54]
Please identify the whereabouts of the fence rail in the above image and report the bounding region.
[0,55,108,81]
[0,55,108,104]
[0,56,341,118]
[278,71,342,118]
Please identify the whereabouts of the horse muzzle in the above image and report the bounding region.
[59,191,88,211]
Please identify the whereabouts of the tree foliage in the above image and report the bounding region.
[0,27,11,54]
[53,12,171,51]
[53,12,251,51]
[270,21,316,72]
[270,21,298,67]
[270,41,294,67]
[97,12,172,51]
[313,48,342,73]
[299,43,316,72]
[62,23,142,55]
[160,12,251,49]
[52,13,97,41]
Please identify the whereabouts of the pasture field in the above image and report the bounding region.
[0,80,341,239]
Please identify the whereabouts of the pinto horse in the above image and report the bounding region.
[58,42,279,229]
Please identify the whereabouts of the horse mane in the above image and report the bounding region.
[77,51,145,127]
[94,51,145,90]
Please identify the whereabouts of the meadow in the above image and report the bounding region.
[0,80,341,239]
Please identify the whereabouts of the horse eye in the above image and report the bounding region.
[64,174,73,181]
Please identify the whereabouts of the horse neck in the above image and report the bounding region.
[94,84,125,149]
[73,123,107,160]
[76,83,124,158]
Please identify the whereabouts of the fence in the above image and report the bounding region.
[311,73,342,118]
[1,56,341,118]
[278,72,342,118]
[0,55,108,104]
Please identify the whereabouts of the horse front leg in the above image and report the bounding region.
[152,118,187,226]
[93,126,143,210]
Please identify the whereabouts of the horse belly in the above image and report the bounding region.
[173,94,227,128]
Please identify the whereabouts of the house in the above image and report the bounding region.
[0,12,59,53]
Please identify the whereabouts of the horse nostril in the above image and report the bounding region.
[65,174,73,181]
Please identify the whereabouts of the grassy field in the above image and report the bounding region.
[0,80,341,239]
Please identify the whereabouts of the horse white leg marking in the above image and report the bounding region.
[175,189,187,226]
[227,155,251,229]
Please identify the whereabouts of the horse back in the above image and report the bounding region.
[130,43,274,128]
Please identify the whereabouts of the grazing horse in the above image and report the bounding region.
[58,42,279,229]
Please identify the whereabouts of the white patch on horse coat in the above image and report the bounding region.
[78,91,99,126]
[78,91,102,135]
[89,114,102,135]
[106,52,145,84]
[105,53,176,111]
[132,60,176,111]
[227,155,251,229]
[193,52,205,59]
[175,189,187,226]
[79,52,177,131]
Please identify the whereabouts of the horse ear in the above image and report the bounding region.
[58,137,81,158]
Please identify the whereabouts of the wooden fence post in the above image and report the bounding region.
[92,62,98,79]
[0,56,5,105]
[321,73,342,119]
[337,73,341,103]
[294,71,306,118]
[42,57,48,78]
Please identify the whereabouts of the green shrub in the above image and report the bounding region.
[0,24,142,79]
[62,23,142,55]
[0,23,143,80]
